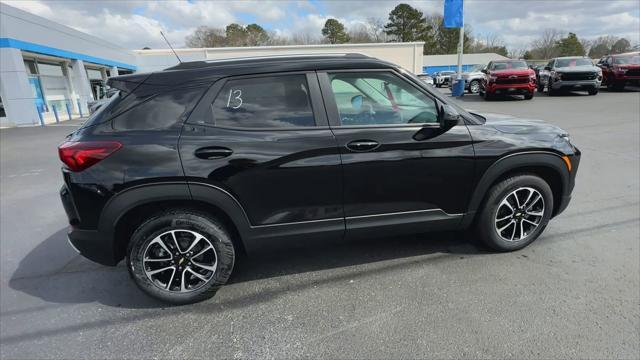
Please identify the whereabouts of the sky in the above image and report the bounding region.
[3,0,640,52]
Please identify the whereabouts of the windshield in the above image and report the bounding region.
[614,54,640,65]
[491,61,528,70]
[470,64,484,72]
[556,58,593,67]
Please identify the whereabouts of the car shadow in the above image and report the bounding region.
[8,227,489,310]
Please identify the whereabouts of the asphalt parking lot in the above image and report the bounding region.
[1,87,638,359]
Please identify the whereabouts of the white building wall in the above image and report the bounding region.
[134,43,425,74]
[0,47,40,126]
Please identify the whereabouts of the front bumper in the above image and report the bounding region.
[486,83,536,95]
[555,147,581,217]
[552,79,600,90]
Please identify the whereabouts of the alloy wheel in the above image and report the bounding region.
[142,229,217,292]
[494,187,545,242]
[470,81,480,94]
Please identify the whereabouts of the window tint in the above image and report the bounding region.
[111,87,204,130]
[556,58,592,67]
[212,75,315,128]
[491,61,528,70]
[328,72,438,126]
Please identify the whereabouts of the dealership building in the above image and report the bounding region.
[2,2,479,127]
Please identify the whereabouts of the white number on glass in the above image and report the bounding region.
[226,89,243,109]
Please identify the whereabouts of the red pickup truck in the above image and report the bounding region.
[597,52,640,91]
[479,60,536,100]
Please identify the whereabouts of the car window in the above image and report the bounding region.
[111,87,205,130]
[328,72,438,126]
[212,74,315,128]
[614,54,640,65]
[491,61,528,70]
[556,58,592,67]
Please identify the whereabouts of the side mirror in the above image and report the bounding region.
[440,104,461,128]
[481,69,488,74]
[544,66,551,71]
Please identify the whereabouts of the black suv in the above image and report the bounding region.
[59,54,580,304]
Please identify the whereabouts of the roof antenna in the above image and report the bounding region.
[160,31,182,63]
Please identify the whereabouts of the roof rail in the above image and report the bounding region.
[201,52,369,63]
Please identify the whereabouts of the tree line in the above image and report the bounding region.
[183,3,636,59]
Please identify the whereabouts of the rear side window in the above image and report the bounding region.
[111,87,205,130]
[211,75,315,128]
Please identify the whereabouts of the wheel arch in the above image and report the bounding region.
[462,152,570,228]
[99,183,251,263]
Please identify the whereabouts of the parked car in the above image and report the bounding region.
[479,60,536,100]
[434,71,455,87]
[59,54,580,304]
[597,51,640,91]
[417,73,434,85]
[460,64,485,94]
[530,64,546,85]
[538,57,601,95]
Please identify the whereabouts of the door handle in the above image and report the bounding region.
[194,146,233,159]
[346,140,380,152]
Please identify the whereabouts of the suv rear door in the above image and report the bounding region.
[317,70,475,238]
[180,72,344,246]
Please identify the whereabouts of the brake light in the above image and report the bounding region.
[58,141,122,172]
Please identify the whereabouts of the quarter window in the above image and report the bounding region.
[212,75,315,128]
[328,72,438,126]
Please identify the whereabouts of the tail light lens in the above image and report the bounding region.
[58,141,122,172]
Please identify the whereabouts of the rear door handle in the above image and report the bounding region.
[194,146,233,159]
[346,140,380,152]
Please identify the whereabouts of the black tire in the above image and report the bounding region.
[468,80,480,94]
[483,90,492,101]
[588,88,598,95]
[127,210,235,304]
[524,91,534,100]
[537,82,544,93]
[475,174,553,252]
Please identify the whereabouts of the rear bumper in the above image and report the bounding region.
[61,184,118,266]
[67,227,118,266]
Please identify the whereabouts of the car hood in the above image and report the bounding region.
[477,112,568,136]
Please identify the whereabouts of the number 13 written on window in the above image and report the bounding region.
[226,89,243,109]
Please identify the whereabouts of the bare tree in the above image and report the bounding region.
[366,17,389,42]
[528,29,564,59]
[348,24,374,43]
[185,26,227,48]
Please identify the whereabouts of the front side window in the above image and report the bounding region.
[328,72,438,126]
[212,75,315,128]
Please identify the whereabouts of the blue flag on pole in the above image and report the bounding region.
[444,0,463,28]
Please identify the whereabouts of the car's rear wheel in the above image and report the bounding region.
[469,80,480,94]
[127,210,235,304]
[476,175,553,252]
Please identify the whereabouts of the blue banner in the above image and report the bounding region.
[444,0,464,28]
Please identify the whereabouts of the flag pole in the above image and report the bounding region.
[456,19,464,83]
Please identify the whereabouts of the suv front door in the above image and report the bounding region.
[318,70,475,237]
[180,72,344,247]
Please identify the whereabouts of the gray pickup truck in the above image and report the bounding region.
[538,57,602,95]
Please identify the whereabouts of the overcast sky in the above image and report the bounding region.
[4,0,640,51]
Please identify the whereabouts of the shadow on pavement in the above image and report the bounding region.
[8,227,488,311]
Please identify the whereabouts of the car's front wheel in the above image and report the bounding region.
[476,175,553,251]
[468,80,480,94]
[127,210,235,304]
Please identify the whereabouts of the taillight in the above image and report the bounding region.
[58,141,122,172]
